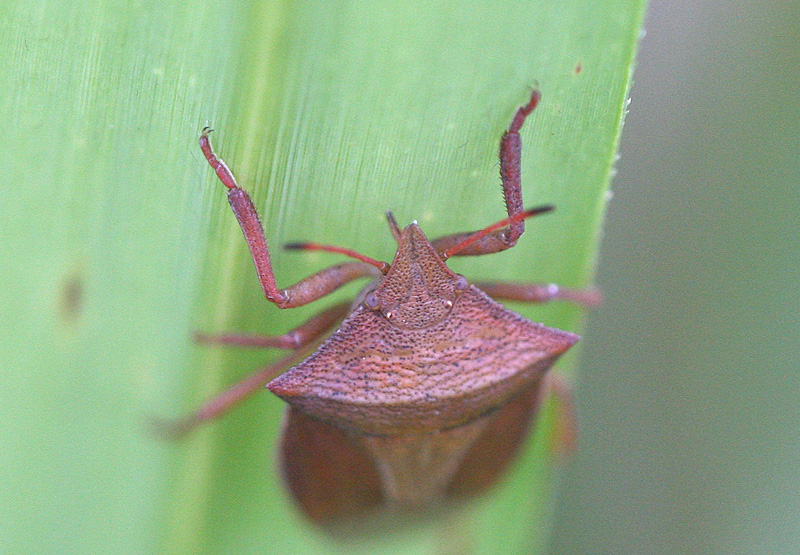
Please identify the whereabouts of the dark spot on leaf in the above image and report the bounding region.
[59,271,84,322]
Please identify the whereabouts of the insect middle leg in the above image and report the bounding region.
[475,281,602,308]
[195,301,350,349]
[163,302,349,437]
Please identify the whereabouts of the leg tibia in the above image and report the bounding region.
[476,281,602,307]
[195,301,350,349]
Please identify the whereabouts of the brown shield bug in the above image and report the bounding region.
[177,89,599,526]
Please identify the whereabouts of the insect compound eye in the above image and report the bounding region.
[454,274,469,293]
[364,292,380,310]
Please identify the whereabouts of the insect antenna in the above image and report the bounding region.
[440,205,554,260]
[284,242,390,274]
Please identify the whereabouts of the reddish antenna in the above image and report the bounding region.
[285,242,390,274]
[440,205,554,260]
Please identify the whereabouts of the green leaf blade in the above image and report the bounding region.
[2,1,645,553]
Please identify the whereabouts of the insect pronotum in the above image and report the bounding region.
[177,89,600,526]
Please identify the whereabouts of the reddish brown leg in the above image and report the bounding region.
[200,128,381,308]
[475,281,602,308]
[544,373,577,458]
[431,90,541,257]
[158,351,304,438]
[195,301,350,349]
[160,303,348,438]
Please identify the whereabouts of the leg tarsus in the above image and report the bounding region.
[507,88,540,134]
[200,127,240,189]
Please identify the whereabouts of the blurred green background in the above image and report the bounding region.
[551,1,800,554]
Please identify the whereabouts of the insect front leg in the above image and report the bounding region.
[431,89,541,257]
[475,281,602,308]
[200,128,380,308]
